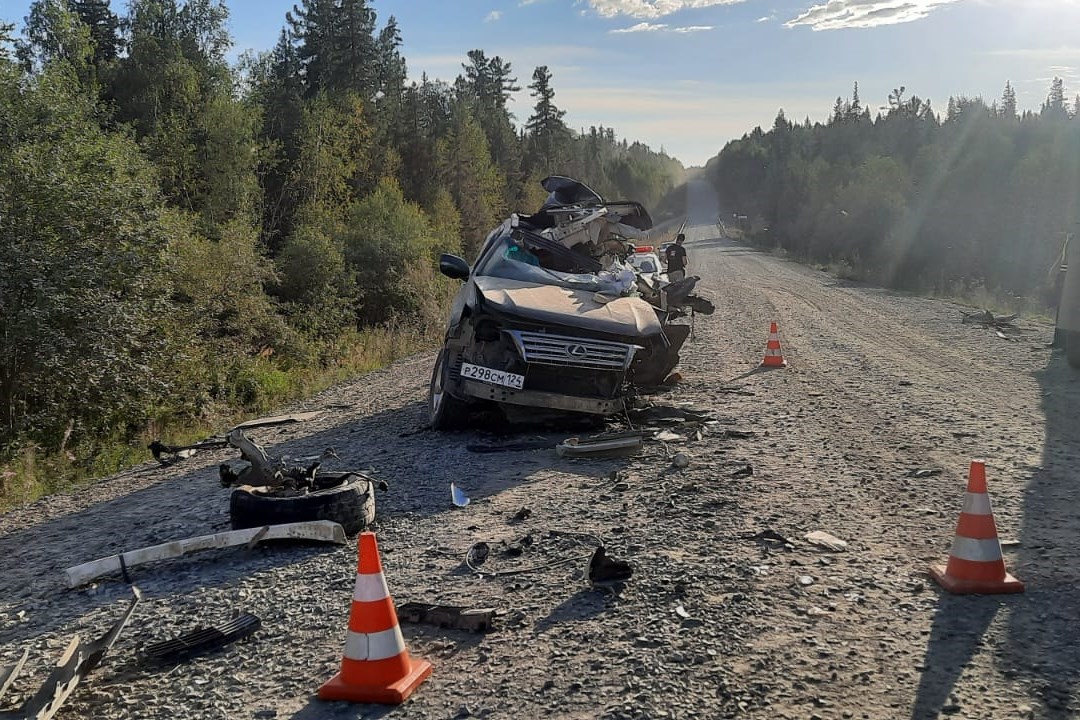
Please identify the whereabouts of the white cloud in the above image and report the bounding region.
[986,47,1080,62]
[611,22,670,32]
[587,0,746,20]
[785,0,960,31]
[756,13,776,22]
[610,22,714,33]
[485,10,503,22]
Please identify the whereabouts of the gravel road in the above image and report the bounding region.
[2,181,1078,720]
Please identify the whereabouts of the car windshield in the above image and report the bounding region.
[477,233,635,296]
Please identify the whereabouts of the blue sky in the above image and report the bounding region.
[5,0,1080,165]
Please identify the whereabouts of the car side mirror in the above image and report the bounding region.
[439,253,471,281]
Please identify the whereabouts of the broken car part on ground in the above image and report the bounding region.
[429,176,712,429]
[0,588,140,720]
[219,429,376,535]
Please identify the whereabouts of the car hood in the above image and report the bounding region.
[474,276,663,338]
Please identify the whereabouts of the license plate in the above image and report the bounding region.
[460,363,524,389]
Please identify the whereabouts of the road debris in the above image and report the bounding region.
[64,521,347,588]
[672,453,691,469]
[148,438,229,466]
[396,603,496,633]
[511,507,533,523]
[745,529,792,548]
[627,405,715,425]
[2,588,140,720]
[731,463,754,478]
[905,468,943,478]
[229,472,375,535]
[465,542,490,569]
[556,435,643,459]
[587,546,633,590]
[0,649,29,703]
[229,411,322,432]
[654,430,687,443]
[143,613,262,664]
[804,530,849,552]
[451,483,471,507]
[960,309,1019,328]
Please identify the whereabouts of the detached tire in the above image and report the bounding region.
[230,472,375,536]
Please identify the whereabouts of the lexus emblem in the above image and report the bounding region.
[565,344,588,358]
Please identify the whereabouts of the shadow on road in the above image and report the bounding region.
[912,351,1080,718]
[1001,352,1080,716]
[911,597,1000,719]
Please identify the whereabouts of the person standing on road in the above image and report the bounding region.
[665,233,688,282]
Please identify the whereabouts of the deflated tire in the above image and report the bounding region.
[229,472,375,536]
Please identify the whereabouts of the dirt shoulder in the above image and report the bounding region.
[1,222,1077,720]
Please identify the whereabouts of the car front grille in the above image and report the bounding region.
[507,330,638,370]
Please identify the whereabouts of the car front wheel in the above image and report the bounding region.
[429,350,470,430]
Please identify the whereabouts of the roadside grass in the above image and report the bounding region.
[0,323,442,513]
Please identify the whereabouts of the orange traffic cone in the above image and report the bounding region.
[929,461,1024,595]
[319,532,432,704]
[760,322,787,368]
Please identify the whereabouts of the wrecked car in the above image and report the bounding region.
[429,176,713,430]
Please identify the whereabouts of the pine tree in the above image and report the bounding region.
[1041,76,1066,118]
[525,65,568,167]
[1000,80,1017,120]
[72,0,120,66]
[847,81,862,121]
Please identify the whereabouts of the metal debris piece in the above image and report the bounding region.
[143,613,261,664]
[64,521,347,588]
[961,309,1018,327]
[229,411,322,432]
[0,648,29,703]
[654,430,687,443]
[804,530,849,552]
[148,438,228,466]
[745,529,791,546]
[396,603,495,633]
[451,483,471,507]
[556,435,643,459]
[6,588,140,720]
[511,507,533,523]
[627,406,716,424]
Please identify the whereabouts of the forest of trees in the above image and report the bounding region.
[0,0,683,496]
[707,80,1080,305]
